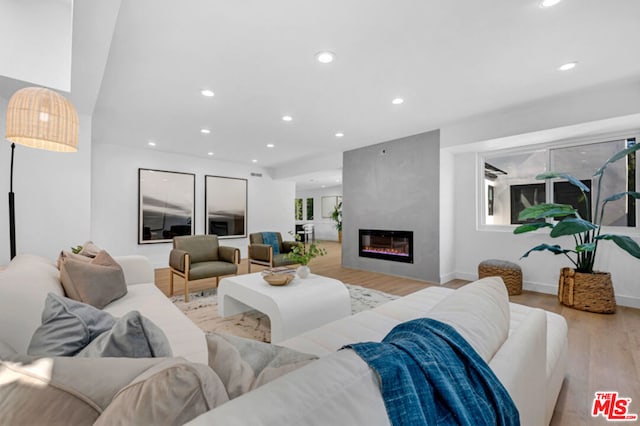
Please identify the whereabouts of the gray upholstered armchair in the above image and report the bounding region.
[247,232,298,273]
[169,235,240,301]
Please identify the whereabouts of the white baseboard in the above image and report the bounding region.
[455,272,477,282]
[522,280,557,295]
[614,295,640,310]
[439,271,457,284]
[454,273,640,309]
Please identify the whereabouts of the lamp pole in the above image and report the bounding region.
[8,143,15,259]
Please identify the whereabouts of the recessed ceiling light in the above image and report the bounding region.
[207,152,214,156]
[201,89,215,97]
[252,159,258,163]
[336,179,341,183]
[315,51,335,64]
[266,143,275,148]
[392,98,404,105]
[321,185,326,188]
[539,0,561,8]
[200,128,211,134]
[147,141,156,147]
[282,115,293,122]
[558,62,577,71]
[335,132,344,138]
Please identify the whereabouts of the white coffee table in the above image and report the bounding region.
[218,273,351,343]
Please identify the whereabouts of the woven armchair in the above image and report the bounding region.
[247,232,298,273]
[169,235,239,301]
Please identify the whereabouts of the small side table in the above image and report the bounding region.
[478,259,523,296]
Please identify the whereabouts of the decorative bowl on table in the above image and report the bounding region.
[262,273,295,286]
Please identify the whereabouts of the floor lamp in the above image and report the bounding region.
[5,87,79,259]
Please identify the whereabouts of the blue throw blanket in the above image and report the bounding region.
[261,232,280,255]
[344,318,519,426]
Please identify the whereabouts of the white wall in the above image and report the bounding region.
[91,144,295,267]
[453,152,640,308]
[295,186,342,241]
[438,150,456,283]
[0,0,73,92]
[439,78,640,308]
[0,94,92,263]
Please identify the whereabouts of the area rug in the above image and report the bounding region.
[171,284,399,343]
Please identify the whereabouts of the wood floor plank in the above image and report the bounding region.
[154,241,640,425]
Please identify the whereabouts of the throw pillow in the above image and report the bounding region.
[206,332,318,399]
[0,357,102,424]
[93,358,229,426]
[59,249,127,309]
[76,310,173,358]
[57,250,92,269]
[0,338,17,359]
[0,354,173,425]
[28,293,115,356]
[79,240,101,258]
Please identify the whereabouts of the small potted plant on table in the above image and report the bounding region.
[514,143,640,313]
[287,235,327,278]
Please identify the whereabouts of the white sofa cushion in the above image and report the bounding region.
[186,349,390,426]
[426,277,510,362]
[0,254,63,353]
[94,358,229,426]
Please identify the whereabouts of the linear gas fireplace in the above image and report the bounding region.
[359,229,413,264]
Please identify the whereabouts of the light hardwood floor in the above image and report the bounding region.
[155,241,640,426]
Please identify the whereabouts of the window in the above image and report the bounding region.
[295,198,303,220]
[306,198,314,220]
[482,136,637,228]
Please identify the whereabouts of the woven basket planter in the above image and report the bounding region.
[558,267,616,314]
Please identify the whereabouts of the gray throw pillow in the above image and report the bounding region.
[76,311,173,358]
[206,332,318,399]
[0,338,17,359]
[28,293,115,356]
[59,249,127,309]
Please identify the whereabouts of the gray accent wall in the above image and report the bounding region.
[342,130,440,282]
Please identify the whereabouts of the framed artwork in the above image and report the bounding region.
[321,195,342,218]
[205,175,248,238]
[138,168,195,244]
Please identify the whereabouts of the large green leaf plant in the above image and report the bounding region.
[514,143,640,273]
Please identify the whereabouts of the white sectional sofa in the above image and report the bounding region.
[0,254,207,364]
[189,277,568,426]
[0,254,568,425]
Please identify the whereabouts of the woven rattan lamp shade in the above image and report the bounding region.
[6,87,78,152]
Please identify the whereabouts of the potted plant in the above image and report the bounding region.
[330,201,343,243]
[514,143,640,313]
[287,234,327,278]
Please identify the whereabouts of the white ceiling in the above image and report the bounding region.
[5,0,640,188]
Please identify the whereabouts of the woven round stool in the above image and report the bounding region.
[478,259,522,296]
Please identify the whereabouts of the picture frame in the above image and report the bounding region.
[321,195,342,218]
[205,175,248,239]
[138,168,195,244]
